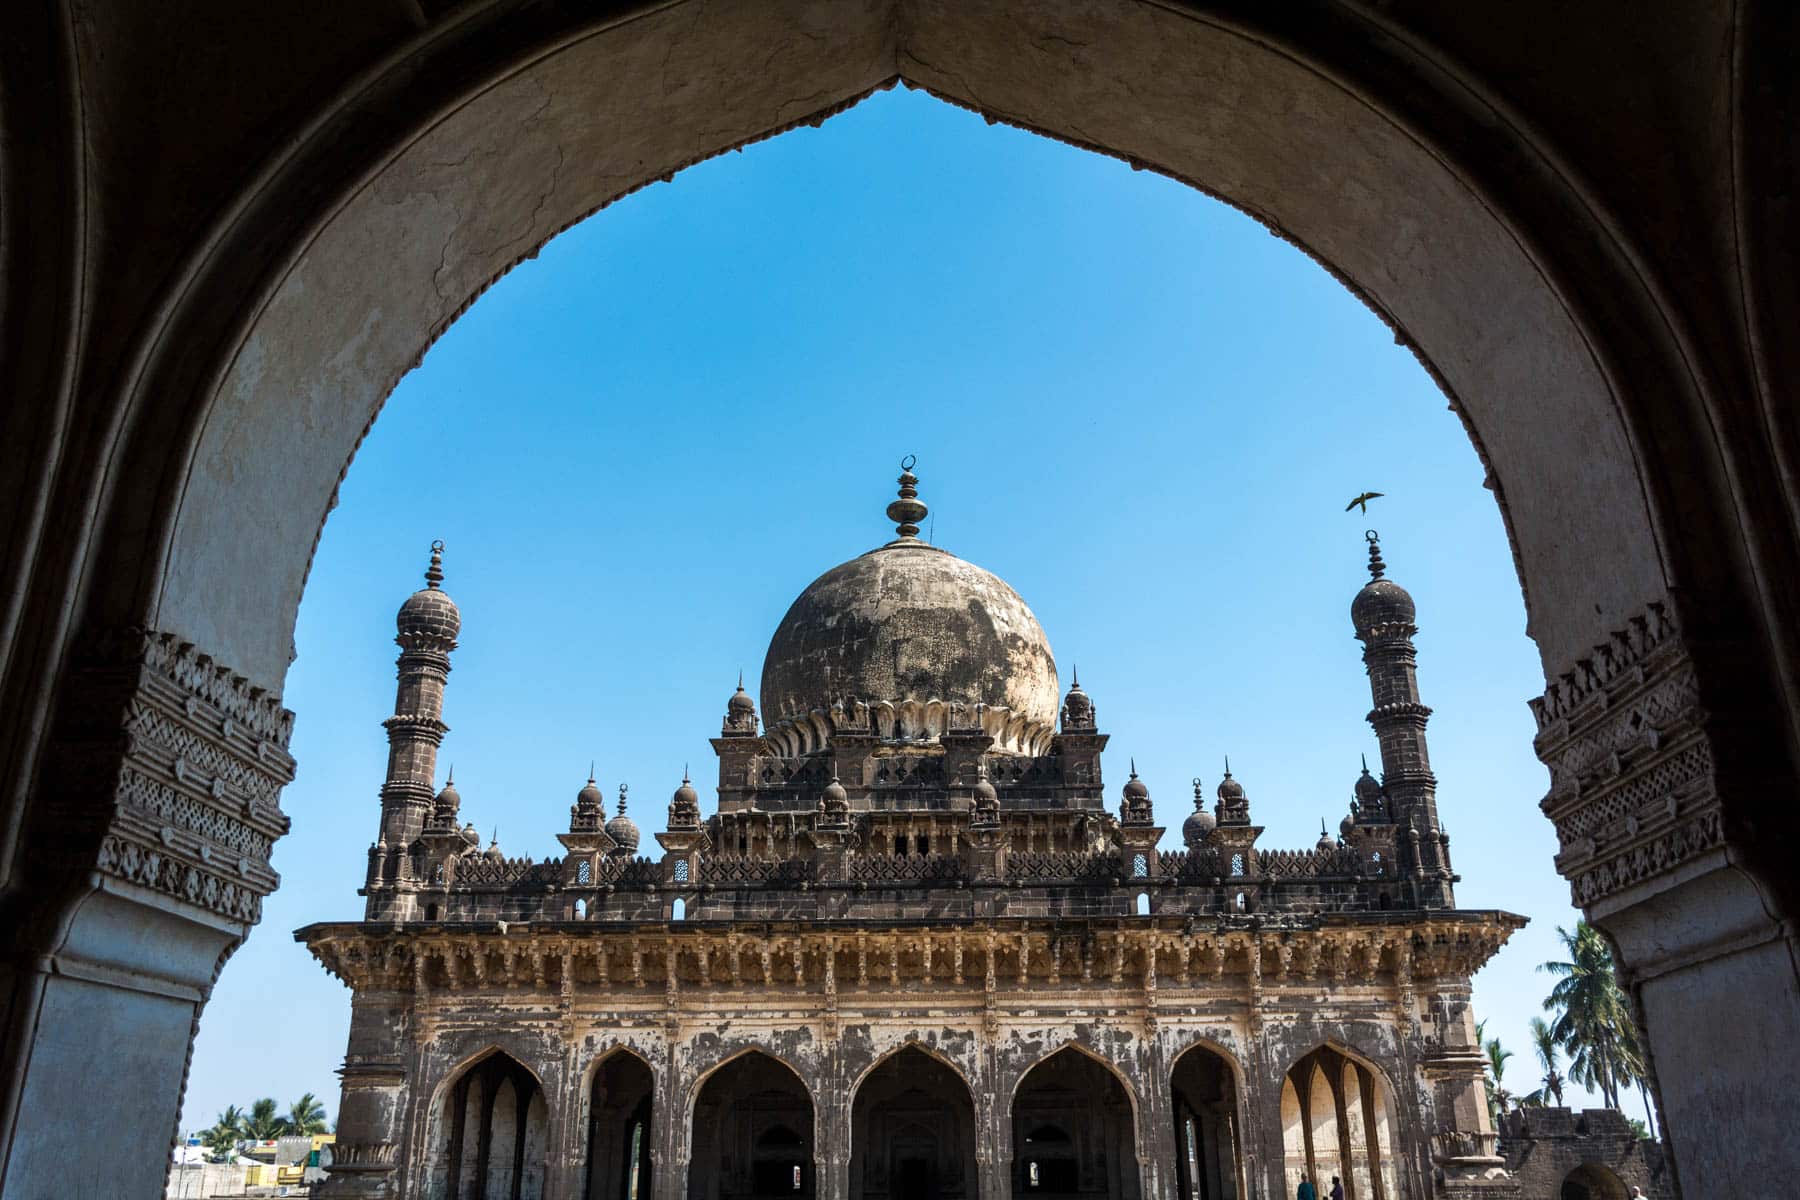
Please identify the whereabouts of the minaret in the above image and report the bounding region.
[367,541,461,919]
[1350,531,1453,907]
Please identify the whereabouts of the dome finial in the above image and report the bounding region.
[588,760,596,785]
[425,539,446,589]
[886,455,928,540]
[617,782,629,815]
[1223,755,1232,778]
[1365,530,1385,580]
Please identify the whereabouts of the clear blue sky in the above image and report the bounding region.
[184,86,1616,1132]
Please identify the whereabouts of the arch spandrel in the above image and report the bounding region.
[156,0,1666,690]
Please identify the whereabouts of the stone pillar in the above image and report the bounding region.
[0,629,293,1200]
[977,1035,1012,1200]
[654,1046,686,1200]
[1136,1033,1178,1200]
[1532,601,1800,1199]
[319,991,415,1197]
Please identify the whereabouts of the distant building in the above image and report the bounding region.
[301,466,1524,1199]
[1499,1108,1669,1199]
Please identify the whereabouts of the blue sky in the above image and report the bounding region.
[183,86,1618,1131]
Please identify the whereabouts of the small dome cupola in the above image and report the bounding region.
[1120,759,1153,824]
[396,540,462,648]
[1316,819,1336,852]
[1183,777,1217,848]
[1215,759,1251,826]
[1061,668,1096,731]
[818,772,850,822]
[668,768,702,830]
[433,770,462,819]
[1351,531,1417,632]
[723,672,758,735]
[604,784,640,855]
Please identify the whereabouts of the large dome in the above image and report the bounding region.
[759,473,1060,755]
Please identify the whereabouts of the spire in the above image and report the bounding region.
[885,455,928,540]
[425,539,446,588]
[1364,529,1385,580]
[1072,664,1080,687]
[617,782,629,816]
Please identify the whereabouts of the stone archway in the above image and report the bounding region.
[423,1051,550,1200]
[689,1052,817,1200]
[1561,1162,1629,1200]
[585,1050,655,1200]
[850,1046,978,1200]
[5,5,1799,1199]
[1012,1047,1139,1200]
[1168,1043,1242,1200]
[1279,1047,1398,1200]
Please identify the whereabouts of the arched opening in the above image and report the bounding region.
[689,1052,815,1200]
[1281,1048,1397,1200]
[1559,1163,1629,1200]
[1012,1048,1138,1200]
[850,1046,977,1200]
[14,8,1798,1200]
[586,1051,654,1200]
[424,1051,549,1200]
[1169,1044,1242,1200]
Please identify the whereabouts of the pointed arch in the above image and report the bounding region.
[1169,1039,1245,1200]
[688,1049,816,1200]
[1280,1044,1399,1200]
[423,1048,549,1200]
[1012,1045,1140,1199]
[850,1044,977,1200]
[583,1045,656,1200]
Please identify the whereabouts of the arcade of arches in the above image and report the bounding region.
[395,1041,1291,1200]
[3,3,1800,1199]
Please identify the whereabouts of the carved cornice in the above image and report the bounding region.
[36,628,295,927]
[295,913,1521,994]
[1530,602,1725,907]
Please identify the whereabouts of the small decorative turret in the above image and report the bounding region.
[1183,777,1217,848]
[885,455,927,541]
[818,771,850,826]
[723,671,758,736]
[1317,819,1336,853]
[1120,758,1153,826]
[570,768,607,833]
[1215,758,1250,826]
[972,763,1000,823]
[1060,667,1096,732]
[604,784,640,856]
[430,770,461,825]
[484,830,503,862]
[668,768,702,830]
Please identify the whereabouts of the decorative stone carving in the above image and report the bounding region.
[1530,602,1724,907]
[40,628,294,926]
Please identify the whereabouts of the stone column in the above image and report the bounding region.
[977,1033,1011,1200]
[654,1045,687,1200]
[1135,1032,1178,1200]
[1531,600,1800,1199]
[1,629,293,1200]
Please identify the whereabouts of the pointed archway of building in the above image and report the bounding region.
[1278,1047,1398,1200]
[689,1052,816,1200]
[1012,1047,1139,1200]
[850,1045,978,1200]
[1561,1163,1629,1200]
[1169,1042,1243,1200]
[423,1050,550,1200]
[586,1050,654,1200]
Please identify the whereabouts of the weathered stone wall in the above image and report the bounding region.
[1500,1109,1671,1200]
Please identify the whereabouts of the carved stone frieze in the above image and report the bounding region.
[1530,602,1725,908]
[35,627,296,927]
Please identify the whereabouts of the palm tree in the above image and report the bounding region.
[287,1093,328,1136]
[204,1106,246,1161]
[1528,1016,1565,1106]
[1539,922,1638,1109]
[1483,1035,1515,1123]
[244,1097,290,1141]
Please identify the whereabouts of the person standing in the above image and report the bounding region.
[1297,1178,1317,1200]
[1330,1176,1345,1200]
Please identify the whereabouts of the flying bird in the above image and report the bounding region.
[1345,491,1384,514]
